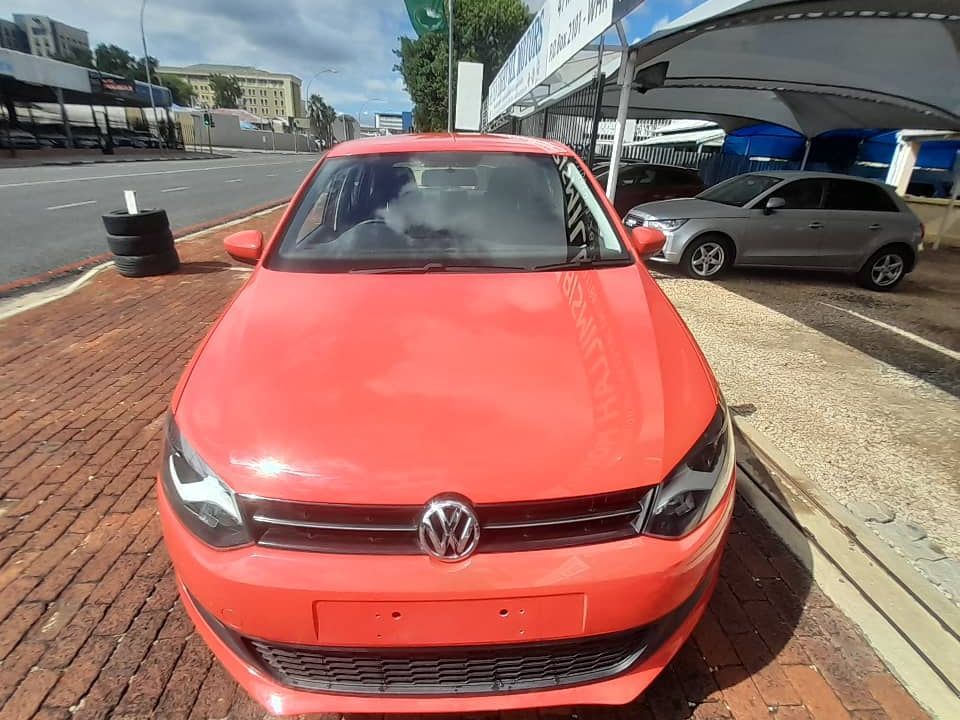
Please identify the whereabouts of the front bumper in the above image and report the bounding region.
[159,477,735,714]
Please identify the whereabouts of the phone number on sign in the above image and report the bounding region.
[548,9,584,64]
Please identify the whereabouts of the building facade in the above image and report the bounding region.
[0,19,27,53]
[157,64,302,118]
[334,115,360,142]
[374,112,404,134]
[11,14,89,60]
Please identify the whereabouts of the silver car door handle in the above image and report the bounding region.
[808,222,823,230]
[868,224,882,230]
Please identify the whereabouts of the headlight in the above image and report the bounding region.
[647,218,688,232]
[644,405,735,538]
[161,415,251,548]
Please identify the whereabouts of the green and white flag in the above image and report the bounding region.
[403,0,446,37]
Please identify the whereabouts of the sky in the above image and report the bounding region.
[1,0,695,122]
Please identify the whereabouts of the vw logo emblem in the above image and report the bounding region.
[417,495,480,562]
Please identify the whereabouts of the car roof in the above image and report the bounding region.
[621,163,699,172]
[326,133,572,158]
[745,170,890,185]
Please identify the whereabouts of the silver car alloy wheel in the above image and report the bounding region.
[871,253,904,287]
[691,242,725,277]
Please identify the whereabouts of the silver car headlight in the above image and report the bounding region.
[161,415,251,548]
[647,218,688,232]
[644,405,735,539]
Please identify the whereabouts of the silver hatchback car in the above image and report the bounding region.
[625,171,924,291]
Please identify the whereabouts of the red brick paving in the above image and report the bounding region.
[0,208,932,720]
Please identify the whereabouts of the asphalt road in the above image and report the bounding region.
[0,154,319,286]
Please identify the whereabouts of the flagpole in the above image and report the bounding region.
[447,0,454,131]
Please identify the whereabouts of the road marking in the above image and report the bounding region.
[819,302,960,361]
[265,173,278,177]
[162,186,190,193]
[225,178,243,184]
[46,200,97,210]
[0,159,315,190]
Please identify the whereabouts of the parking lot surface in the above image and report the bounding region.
[656,249,960,602]
[0,212,933,719]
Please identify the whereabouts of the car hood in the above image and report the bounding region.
[633,198,749,220]
[176,265,718,504]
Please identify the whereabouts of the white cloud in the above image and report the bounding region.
[651,15,672,32]
[0,0,413,116]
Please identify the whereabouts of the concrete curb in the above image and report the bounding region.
[0,201,287,322]
[0,152,231,169]
[0,198,289,297]
[734,417,960,719]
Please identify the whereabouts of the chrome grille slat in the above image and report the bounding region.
[482,504,645,530]
[251,515,415,532]
[240,487,653,555]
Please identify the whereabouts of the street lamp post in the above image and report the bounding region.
[447,0,454,132]
[357,98,385,135]
[140,0,161,149]
[302,68,338,150]
[303,68,338,106]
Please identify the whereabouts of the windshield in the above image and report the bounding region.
[269,151,631,272]
[697,174,781,207]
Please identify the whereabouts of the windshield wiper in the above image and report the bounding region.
[349,262,529,274]
[529,257,634,272]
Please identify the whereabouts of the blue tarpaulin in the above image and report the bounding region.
[713,124,958,197]
[723,124,959,171]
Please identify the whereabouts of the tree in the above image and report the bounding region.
[307,95,337,147]
[94,43,137,78]
[56,46,94,68]
[161,75,195,106]
[209,74,243,109]
[395,0,529,131]
[133,56,158,83]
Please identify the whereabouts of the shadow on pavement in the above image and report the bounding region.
[486,440,814,719]
[654,255,960,399]
[177,261,234,275]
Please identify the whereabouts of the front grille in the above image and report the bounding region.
[247,628,646,695]
[234,575,708,696]
[239,488,652,555]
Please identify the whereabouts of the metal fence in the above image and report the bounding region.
[593,143,711,170]
[490,77,824,187]
[492,77,605,165]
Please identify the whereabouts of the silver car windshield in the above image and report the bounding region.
[698,174,781,207]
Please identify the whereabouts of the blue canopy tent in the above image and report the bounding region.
[716,124,959,196]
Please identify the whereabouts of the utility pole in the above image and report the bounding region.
[447,0,454,132]
[140,0,161,150]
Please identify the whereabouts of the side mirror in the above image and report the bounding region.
[764,196,786,214]
[224,230,264,265]
[628,226,666,259]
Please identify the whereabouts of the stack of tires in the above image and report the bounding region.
[102,209,180,277]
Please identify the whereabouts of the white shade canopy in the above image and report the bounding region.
[508,0,960,136]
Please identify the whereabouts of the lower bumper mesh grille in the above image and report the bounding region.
[247,628,648,695]
[232,576,709,696]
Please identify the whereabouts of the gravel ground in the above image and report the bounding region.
[658,274,960,560]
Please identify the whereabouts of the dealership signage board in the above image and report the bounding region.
[455,61,484,131]
[487,0,637,120]
[0,48,91,93]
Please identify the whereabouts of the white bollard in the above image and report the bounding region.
[124,190,139,215]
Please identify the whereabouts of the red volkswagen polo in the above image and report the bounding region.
[159,133,735,715]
